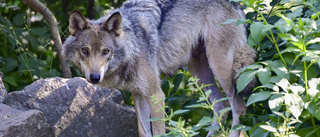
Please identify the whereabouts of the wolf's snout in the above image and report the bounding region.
[90,74,100,84]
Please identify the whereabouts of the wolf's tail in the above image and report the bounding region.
[232,46,256,97]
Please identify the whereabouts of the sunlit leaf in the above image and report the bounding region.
[260,125,277,133]
[311,12,320,20]
[173,109,190,115]
[278,33,298,42]
[276,78,290,92]
[306,38,320,45]
[284,94,303,119]
[269,93,284,112]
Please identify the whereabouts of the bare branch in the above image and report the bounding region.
[23,0,72,78]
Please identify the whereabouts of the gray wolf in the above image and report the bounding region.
[62,0,256,136]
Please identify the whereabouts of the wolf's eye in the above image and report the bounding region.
[81,48,89,55]
[102,49,110,55]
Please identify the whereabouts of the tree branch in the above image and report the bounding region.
[23,0,72,78]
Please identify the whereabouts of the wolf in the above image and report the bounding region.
[62,0,256,136]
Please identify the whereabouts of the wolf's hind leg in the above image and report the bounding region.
[204,41,247,137]
[187,49,230,136]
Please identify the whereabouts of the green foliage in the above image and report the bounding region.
[155,74,230,137]
[0,0,62,91]
[232,0,320,136]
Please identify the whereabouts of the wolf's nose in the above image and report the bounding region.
[90,74,100,84]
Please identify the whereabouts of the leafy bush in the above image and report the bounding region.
[0,1,61,91]
[156,0,320,136]
[233,0,320,136]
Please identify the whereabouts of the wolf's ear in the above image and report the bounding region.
[103,12,122,36]
[69,10,88,36]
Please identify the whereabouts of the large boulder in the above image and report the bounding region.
[3,77,138,137]
[0,103,53,137]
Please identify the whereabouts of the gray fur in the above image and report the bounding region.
[62,0,256,136]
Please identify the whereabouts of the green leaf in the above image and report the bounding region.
[236,70,258,93]
[205,89,212,97]
[204,126,220,132]
[314,110,320,121]
[232,124,252,131]
[221,19,237,25]
[275,18,293,33]
[4,58,18,73]
[235,64,262,78]
[249,22,265,45]
[272,66,290,80]
[261,24,275,34]
[186,104,203,108]
[219,107,231,114]
[306,38,320,45]
[311,12,320,20]
[307,102,316,115]
[13,13,25,26]
[3,75,19,87]
[278,14,293,26]
[161,79,170,96]
[173,109,190,115]
[196,117,212,127]
[169,73,183,97]
[247,91,272,106]
[278,33,298,42]
[287,7,303,19]
[29,35,39,50]
[268,93,284,112]
[291,41,304,50]
[301,54,318,62]
[250,122,269,137]
[306,126,320,137]
[236,19,251,26]
[258,67,271,85]
[280,46,301,53]
[260,125,277,133]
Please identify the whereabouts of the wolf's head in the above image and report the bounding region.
[62,10,131,84]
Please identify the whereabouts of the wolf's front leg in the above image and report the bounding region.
[146,86,165,135]
[132,92,152,137]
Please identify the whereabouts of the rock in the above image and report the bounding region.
[0,71,7,103]
[0,104,53,137]
[3,77,138,137]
